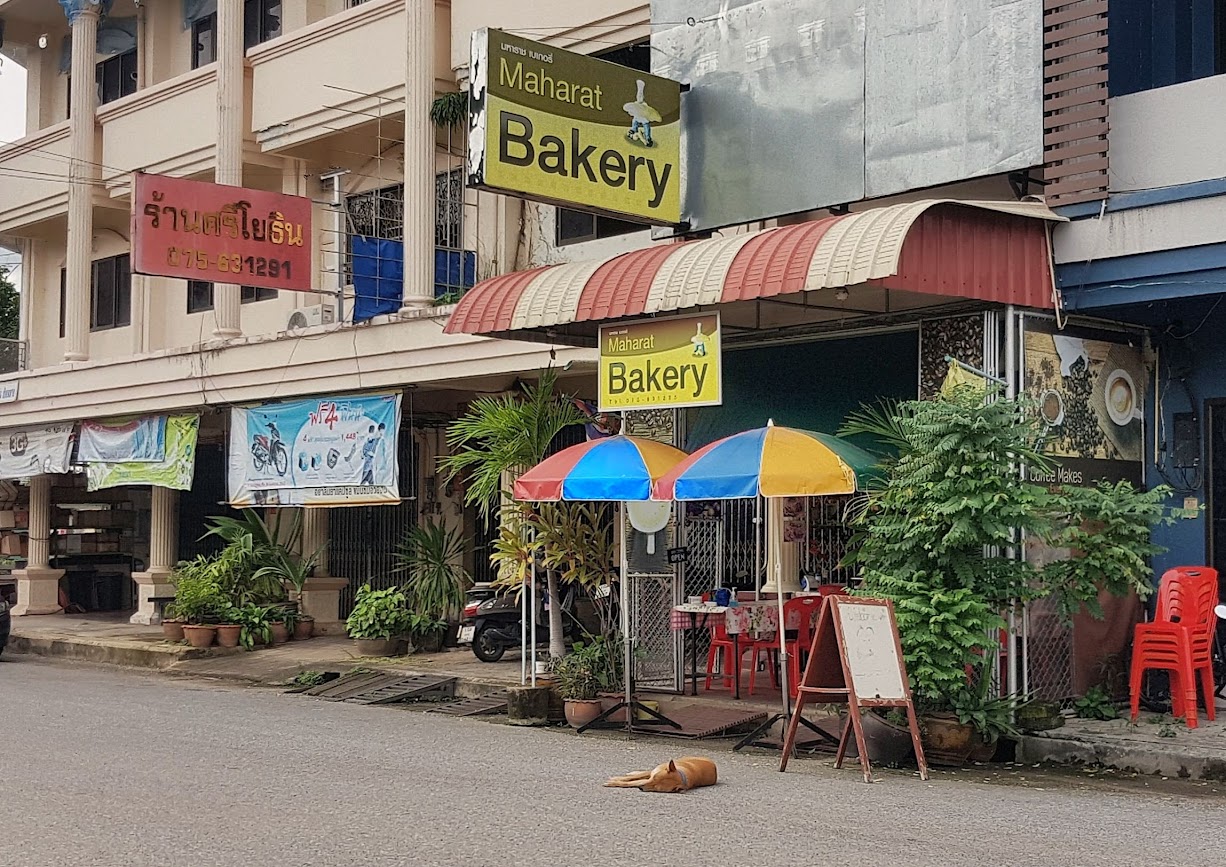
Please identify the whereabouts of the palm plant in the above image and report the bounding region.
[394,518,471,621]
[439,368,589,658]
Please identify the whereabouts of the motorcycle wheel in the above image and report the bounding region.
[471,625,507,663]
[273,444,290,476]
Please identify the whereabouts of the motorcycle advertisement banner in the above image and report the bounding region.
[228,393,401,507]
[86,415,199,491]
[0,423,74,479]
[78,415,167,463]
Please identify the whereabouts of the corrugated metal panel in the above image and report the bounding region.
[445,200,1065,336]
[1042,0,1110,205]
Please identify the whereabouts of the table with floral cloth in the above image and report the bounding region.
[670,601,794,698]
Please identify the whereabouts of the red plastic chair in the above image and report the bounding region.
[704,618,777,695]
[1129,567,1219,728]
[783,596,824,699]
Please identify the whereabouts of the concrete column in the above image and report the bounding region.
[13,475,64,616]
[301,508,330,577]
[212,0,244,338]
[298,507,346,633]
[130,487,178,625]
[62,1,101,363]
[400,0,437,311]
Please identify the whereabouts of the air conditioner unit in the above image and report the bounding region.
[285,304,337,331]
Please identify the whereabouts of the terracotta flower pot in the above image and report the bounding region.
[293,618,314,641]
[269,622,290,645]
[354,638,403,657]
[182,625,217,649]
[215,624,242,648]
[162,620,186,642]
[563,699,603,729]
[921,713,976,766]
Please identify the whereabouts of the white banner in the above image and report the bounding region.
[78,416,167,463]
[0,423,75,479]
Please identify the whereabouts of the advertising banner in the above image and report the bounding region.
[78,415,167,463]
[1023,317,1144,486]
[0,423,74,479]
[228,393,401,507]
[598,313,721,411]
[87,415,200,491]
[131,172,313,292]
[469,28,682,225]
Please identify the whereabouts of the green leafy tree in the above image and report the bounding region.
[842,385,1174,715]
[0,267,17,340]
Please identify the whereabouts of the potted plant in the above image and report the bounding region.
[842,385,1174,765]
[346,584,411,657]
[409,613,449,654]
[170,568,228,649]
[552,647,602,728]
[274,605,300,643]
[215,607,244,649]
[394,519,470,647]
[235,604,273,650]
[161,601,186,642]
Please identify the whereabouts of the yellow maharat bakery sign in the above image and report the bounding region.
[468,28,682,225]
[599,314,722,411]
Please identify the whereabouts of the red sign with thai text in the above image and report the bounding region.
[130,172,314,293]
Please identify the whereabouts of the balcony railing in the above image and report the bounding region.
[0,338,28,374]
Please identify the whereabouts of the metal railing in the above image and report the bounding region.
[0,338,27,374]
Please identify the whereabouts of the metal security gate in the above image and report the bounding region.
[333,430,418,617]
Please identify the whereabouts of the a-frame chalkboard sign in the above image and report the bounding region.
[779,596,929,783]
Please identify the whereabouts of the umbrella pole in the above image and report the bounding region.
[530,526,537,688]
[771,497,791,720]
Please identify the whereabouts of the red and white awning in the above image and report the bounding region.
[445,199,1064,340]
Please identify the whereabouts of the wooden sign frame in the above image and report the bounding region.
[779,596,928,783]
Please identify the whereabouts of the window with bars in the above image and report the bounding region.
[186,280,279,313]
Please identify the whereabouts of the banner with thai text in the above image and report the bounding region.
[78,415,167,463]
[228,393,401,507]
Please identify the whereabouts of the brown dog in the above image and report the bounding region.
[604,757,718,793]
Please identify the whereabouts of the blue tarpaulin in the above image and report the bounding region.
[352,239,476,323]
[352,237,403,324]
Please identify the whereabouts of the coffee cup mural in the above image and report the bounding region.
[1104,368,1142,426]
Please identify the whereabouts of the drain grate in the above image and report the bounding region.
[429,692,509,716]
[344,674,458,705]
[302,671,391,700]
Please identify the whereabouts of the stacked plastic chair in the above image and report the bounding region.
[1129,567,1219,728]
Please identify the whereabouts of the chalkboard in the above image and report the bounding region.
[833,599,908,701]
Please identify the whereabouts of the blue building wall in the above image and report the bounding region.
[1058,252,1226,584]
[1109,0,1220,97]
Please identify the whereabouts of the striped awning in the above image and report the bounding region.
[445,198,1065,342]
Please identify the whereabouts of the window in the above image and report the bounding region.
[244,0,282,50]
[96,49,138,105]
[90,254,132,331]
[191,0,282,69]
[186,281,278,313]
[59,269,66,339]
[555,41,652,246]
[1110,0,1226,96]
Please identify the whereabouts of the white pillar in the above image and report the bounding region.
[13,475,64,616]
[298,508,347,634]
[130,487,178,625]
[62,2,101,363]
[400,0,437,311]
[212,0,244,338]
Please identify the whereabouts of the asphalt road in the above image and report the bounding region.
[2,658,1223,867]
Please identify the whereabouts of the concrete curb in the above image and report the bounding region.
[1017,732,1226,781]
[8,633,218,669]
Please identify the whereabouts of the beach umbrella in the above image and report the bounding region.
[653,421,880,730]
[514,435,689,729]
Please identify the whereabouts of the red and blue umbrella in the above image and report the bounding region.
[514,435,688,502]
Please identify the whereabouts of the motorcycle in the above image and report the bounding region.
[458,579,612,663]
[251,420,289,477]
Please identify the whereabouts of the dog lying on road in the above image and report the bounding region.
[604,757,718,793]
